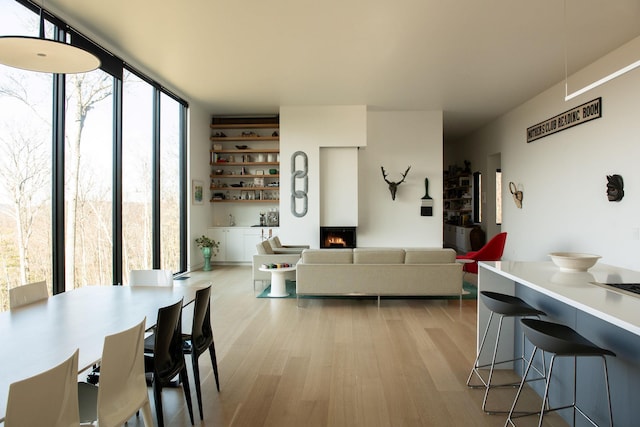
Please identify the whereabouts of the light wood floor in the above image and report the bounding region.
[123,265,568,427]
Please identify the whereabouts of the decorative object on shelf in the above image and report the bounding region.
[192,180,204,205]
[381,166,411,201]
[291,151,308,217]
[195,235,219,271]
[463,160,471,173]
[421,177,433,216]
[606,174,624,202]
[235,145,248,149]
[509,181,523,208]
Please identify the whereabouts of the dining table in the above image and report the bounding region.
[0,284,204,422]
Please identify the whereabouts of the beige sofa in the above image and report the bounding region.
[252,240,301,291]
[296,248,463,304]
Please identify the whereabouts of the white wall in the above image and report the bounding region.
[279,106,367,247]
[279,106,444,248]
[359,110,444,247]
[456,48,640,269]
[188,103,214,270]
[320,147,358,226]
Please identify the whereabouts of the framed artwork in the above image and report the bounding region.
[192,180,204,205]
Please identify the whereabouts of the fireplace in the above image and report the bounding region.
[320,227,357,249]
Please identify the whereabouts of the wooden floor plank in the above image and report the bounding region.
[119,265,567,427]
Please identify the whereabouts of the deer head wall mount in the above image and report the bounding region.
[381,166,411,200]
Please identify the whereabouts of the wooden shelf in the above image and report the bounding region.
[211,174,279,179]
[210,123,279,130]
[210,136,279,142]
[210,186,279,191]
[210,199,279,203]
[211,162,278,167]
[211,149,279,154]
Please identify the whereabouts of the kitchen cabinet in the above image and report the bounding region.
[443,224,472,253]
[208,227,279,263]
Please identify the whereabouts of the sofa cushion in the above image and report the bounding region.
[404,248,456,264]
[260,240,274,254]
[301,249,353,264]
[353,248,405,264]
[268,236,281,250]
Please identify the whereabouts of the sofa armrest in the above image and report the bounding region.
[273,247,306,254]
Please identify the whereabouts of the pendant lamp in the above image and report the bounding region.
[0,4,100,74]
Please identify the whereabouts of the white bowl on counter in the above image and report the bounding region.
[549,252,601,272]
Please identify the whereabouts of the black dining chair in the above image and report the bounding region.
[144,298,194,427]
[183,284,220,420]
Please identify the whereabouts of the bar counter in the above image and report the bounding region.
[478,261,640,426]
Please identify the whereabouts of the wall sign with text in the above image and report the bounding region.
[526,97,602,143]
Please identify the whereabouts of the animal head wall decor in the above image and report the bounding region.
[381,166,411,200]
[606,174,624,202]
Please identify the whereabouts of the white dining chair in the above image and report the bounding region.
[128,269,173,286]
[9,280,48,309]
[78,318,153,427]
[5,349,80,427]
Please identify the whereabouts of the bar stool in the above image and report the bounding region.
[506,318,616,427]
[467,291,547,414]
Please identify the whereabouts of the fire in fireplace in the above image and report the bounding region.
[320,227,357,248]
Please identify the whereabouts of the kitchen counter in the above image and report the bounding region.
[479,260,640,335]
[478,261,640,425]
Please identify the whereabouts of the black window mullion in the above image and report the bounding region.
[152,89,161,268]
[51,72,65,295]
[112,78,123,285]
[178,104,187,273]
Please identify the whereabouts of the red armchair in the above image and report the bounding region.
[456,232,507,274]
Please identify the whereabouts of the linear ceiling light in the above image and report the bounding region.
[563,0,640,102]
[0,6,100,74]
[565,60,640,101]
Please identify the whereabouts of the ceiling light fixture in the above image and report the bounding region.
[0,4,100,74]
[563,0,640,101]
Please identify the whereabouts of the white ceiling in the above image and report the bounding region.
[41,0,640,140]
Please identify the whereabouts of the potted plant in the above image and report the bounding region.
[195,235,219,271]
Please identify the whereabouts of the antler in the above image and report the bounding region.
[381,166,391,184]
[397,166,411,185]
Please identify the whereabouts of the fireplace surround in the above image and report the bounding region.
[320,226,356,249]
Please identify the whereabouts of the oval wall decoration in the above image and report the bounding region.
[291,151,308,217]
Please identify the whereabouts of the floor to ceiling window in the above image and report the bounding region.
[159,93,182,273]
[122,70,154,280]
[0,0,53,309]
[0,0,188,308]
[64,71,115,290]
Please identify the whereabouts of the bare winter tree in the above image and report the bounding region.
[0,127,49,285]
[0,72,51,288]
[65,73,113,289]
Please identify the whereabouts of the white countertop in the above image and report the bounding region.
[479,261,640,336]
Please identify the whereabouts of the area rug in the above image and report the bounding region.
[257,280,477,300]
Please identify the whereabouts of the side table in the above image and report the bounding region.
[258,265,297,297]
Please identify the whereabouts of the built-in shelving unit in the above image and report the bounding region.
[443,173,472,225]
[209,120,280,203]
[443,166,474,252]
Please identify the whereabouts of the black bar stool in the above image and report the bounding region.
[467,291,547,414]
[506,318,615,427]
